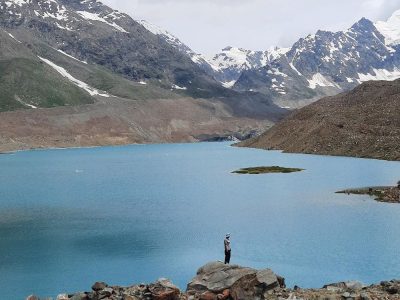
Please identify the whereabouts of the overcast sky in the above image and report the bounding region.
[102,0,400,56]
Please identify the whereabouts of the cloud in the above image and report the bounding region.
[101,0,400,55]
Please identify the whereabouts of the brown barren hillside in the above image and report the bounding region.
[0,96,276,153]
[238,79,400,161]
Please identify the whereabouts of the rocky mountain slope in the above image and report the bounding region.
[0,0,287,106]
[238,79,400,161]
[0,0,289,150]
[0,0,223,100]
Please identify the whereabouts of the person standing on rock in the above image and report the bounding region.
[224,233,231,264]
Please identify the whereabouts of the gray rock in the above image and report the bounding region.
[323,281,364,292]
[342,291,351,298]
[345,281,364,291]
[156,278,178,290]
[92,282,108,292]
[70,293,89,300]
[187,261,283,300]
[256,269,279,289]
[360,292,371,300]
[99,287,114,297]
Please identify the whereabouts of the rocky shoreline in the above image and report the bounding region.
[337,184,400,203]
[26,262,400,300]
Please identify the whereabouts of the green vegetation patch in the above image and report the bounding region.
[0,58,93,111]
[232,166,304,175]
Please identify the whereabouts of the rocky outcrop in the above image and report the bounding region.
[27,263,400,300]
[186,262,285,300]
[31,278,184,300]
[337,185,400,203]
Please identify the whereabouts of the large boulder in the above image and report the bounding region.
[186,262,284,300]
[148,278,181,300]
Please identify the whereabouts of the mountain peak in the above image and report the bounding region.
[222,46,233,51]
[351,17,375,31]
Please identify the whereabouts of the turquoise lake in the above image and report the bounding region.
[1,142,400,299]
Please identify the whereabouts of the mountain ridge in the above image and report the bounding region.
[146,8,400,108]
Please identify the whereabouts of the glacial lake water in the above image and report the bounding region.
[1,142,400,299]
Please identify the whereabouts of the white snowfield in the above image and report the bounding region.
[38,56,111,97]
[375,9,400,46]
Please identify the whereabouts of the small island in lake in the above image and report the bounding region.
[337,181,400,203]
[232,166,304,174]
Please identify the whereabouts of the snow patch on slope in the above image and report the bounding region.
[266,46,290,62]
[308,73,338,89]
[5,31,21,43]
[222,80,236,88]
[77,11,128,33]
[14,95,37,109]
[38,56,111,97]
[57,49,88,64]
[171,84,187,90]
[209,46,289,72]
[139,20,175,41]
[358,68,400,82]
[4,0,29,8]
[209,47,254,70]
[138,20,208,67]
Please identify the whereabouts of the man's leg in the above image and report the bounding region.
[227,250,231,264]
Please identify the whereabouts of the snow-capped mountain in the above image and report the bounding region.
[0,0,226,96]
[142,7,400,108]
[137,20,289,88]
[0,0,286,119]
[3,0,400,110]
[206,46,289,87]
[233,10,400,107]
